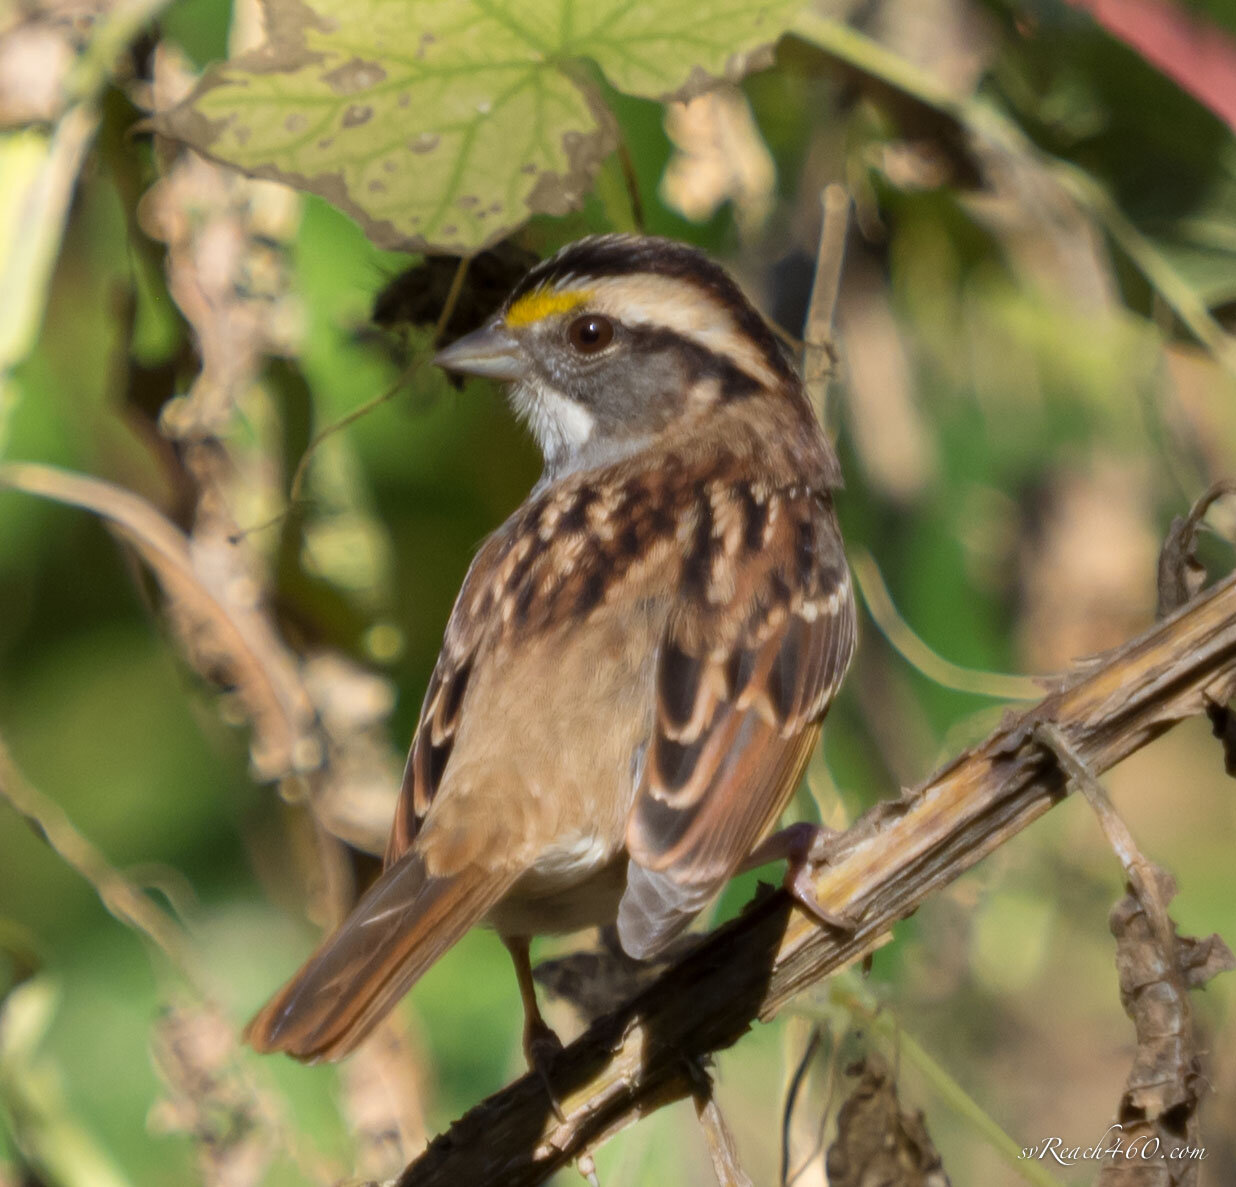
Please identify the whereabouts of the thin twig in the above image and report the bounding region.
[1031,722,1233,1186]
[0,462,319,783]
[287,255,471,509]
[615,136,646,233]
[234,255,474,543]
[694,1082,755,1187]
[1032,722,1175,953]
[802,184,850,421]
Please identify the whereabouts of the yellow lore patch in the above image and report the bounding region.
[504,287,591,327]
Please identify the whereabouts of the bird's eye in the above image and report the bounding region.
[567,314,614,353]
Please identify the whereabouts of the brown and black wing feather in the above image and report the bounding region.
[619,484,855,958]
[386,646,476,865]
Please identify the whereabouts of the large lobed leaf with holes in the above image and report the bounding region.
[156,0,806,252]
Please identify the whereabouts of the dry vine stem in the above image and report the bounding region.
[396,568,1236,1187]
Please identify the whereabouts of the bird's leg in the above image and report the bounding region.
[741,821,856,931]
[501,934,566,1121]
[501,936,603,1185]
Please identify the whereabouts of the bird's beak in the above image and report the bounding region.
[433,323,527,381]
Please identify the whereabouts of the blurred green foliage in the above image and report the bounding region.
[2,0,1235,1184]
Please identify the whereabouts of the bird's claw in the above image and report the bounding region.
[524,1018,567,1123]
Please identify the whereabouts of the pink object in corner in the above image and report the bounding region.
[1064,0,1236,134]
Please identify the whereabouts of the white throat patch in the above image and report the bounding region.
[511,380,596,470]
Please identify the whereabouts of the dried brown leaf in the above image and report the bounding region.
[825,1054,950,1187]
[661,86,775,233]
[1099,870,1233,1187]
[1156,481,1236,618]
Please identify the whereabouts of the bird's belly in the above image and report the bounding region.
[487,844,628,936]
[442,606,659,936]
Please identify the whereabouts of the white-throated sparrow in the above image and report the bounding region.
[247,234,856,1064]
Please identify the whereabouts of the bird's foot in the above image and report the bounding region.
[525,1018,600,1182]
[524,1016,567,1123]
[785,856,857,932]
[745,821,857,931]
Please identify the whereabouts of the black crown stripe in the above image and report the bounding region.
[509,235,795,387]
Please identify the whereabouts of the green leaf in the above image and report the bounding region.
[156,0,806,252]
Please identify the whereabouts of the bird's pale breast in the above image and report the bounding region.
[424,569,664,934]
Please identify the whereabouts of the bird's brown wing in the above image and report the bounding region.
[385,643,477,865]
[619,484,855,958]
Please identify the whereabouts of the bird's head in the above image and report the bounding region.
[434,235,798,480]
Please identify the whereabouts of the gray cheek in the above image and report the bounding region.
[578,351,690,435]
[537,350,576,393]
[523,328,691,437]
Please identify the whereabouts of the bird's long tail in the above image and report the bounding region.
[245,849,512,1061]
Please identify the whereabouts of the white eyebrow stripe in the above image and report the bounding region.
[557,273,781,389]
